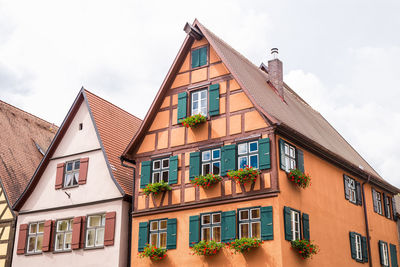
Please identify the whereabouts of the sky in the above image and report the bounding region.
[1,0,399,188]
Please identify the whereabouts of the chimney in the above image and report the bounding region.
[268,48,283,99]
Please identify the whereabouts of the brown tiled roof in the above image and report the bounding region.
[0,100,57,206]
[84,90,142,195]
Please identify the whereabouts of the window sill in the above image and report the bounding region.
[62,185,79,190]
[53,249,72,254]
[25,252,43,256]
[84,246,104,251]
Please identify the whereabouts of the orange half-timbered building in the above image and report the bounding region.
[123,20,400,266]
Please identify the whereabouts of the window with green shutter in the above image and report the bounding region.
[200,212,221,242]
[258,138,271,170]
[284,206,310,242]
[302,213,310,241]
[168,155,178,185]
[140,161,151,189]
[379,241,390,267]
[221,144,237,176]
[166,219,177,250]
[177,92,187,123]
[138,222,148,252]
[390,244,398,267]
[278,139,304,173]
[189,215,200,247]
[221,210,236,243]
[191,46,207,68]
[260,206,273,240]
[138,219,177,252]
[189,152,200,180]
[208,84,220,116]
[349,231,368,263]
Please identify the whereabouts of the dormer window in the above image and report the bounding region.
[64,160,80,188]
[191,46,207,68]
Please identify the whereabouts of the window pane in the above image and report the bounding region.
[73,172,79,185]
[251,208,260,219]
[150,233,158,247]
[150,221,158,231]
[89,216,101,227]
[57,220,68,232]
[240,210,249,220]
[249,155,258,168]
[65,233,72,249]
[66,162,73,171]
[74,160,80,170]
[212,213,221,223]
[36,235,43,251]
[192,92,199,101]
[95,228,104,246]
[202,163,210,175]
[55,233,64,250]
[192,101,198,113]
[86,229,95,247]
[69,219,74,230]
[202,151,211,161]
[239,156,248,169]
[162,159,169,169]
[200,90,207,99]
[284,144,289,155]
[162,171,169,182]
[101,215,106,226]
[212,149,220,160]
[238,143,247,155]
[212,162,220,175]
[200,107,207,116]
[159,220,167,230]
[290,159,296,170]
[153,160,160,170]
[29,223,37,234]
[28,236,36,252]
[249,142,258,152]
[202,228,210,242]
[152,172,160,183]
[290,147,295,157]
[240,224,249,238]
[202,215,210,225]
[213,227,221,242]
[37,222,44,233]
[159,233,167,248]
[251,222,261,239]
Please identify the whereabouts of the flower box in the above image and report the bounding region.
[179,114,206,129]
[288,169,311,189]
[143,181,172,196]
[290,239,319,259]
[139,244,167,261]
[227,166,260,186]
[190,174,222,189]
[226,237,263,253]
[190,240,224,256]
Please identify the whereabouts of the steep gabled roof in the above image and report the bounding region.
[14,89,141,210]
[0,100,57,206]
[123,20,398,193]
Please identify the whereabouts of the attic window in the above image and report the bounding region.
[79,123,83,130]
[191,46,207,68]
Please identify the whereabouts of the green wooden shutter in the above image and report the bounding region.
[189,152,200,180]
[349,232,356,259]
[383,193,388,217]
[189,215,200,247]
[166,218,177,250]
[222,210,236,243]
[260,206,273,240]
[191,49,200,68]
[221,144,237,176]
[279,139,286,170]
[138,222,148,252]
[177,92,187,123]
[356,181,362,206]
[362,236,368,263]
[169,155,178,185]
[296,148,304,172]
[258,138,271,170]
[390,244,398,267]
[208,84,220,116]
[284,206,292,241]
[302,213,310,241]
[393,197,397,221]
[140,161,151,189]
[343,175,350,200]
[199,47,207,66]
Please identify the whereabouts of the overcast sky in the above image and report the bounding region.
[1,0,399,188]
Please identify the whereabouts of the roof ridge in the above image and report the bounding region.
[0,99,58,129]
[83,89,142,122]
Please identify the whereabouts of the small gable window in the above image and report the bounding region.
[152,158,169,183]
[64,160,80,187]
[86,214,105,248]
[191,89,207,117]
[55,158,89,189]
[27,222,44,253]
[191,46,207,69]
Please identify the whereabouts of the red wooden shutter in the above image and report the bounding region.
[41,220,53,252]
[104,212,116,246]
[78,158,89,185]
[17,224,28,254]
[55,163,65,189]
[71,217,82,249]
[80,216,87,248]
[50,220,56,251]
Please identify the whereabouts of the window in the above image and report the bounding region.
[201,213,221,242]
[284,143,296,172]
[344,175,359,204]
[152,158,169,183]
[64,159,80,187]
[27,222,44,253]
[380,241,389,266]
[191,89,207,116]
[349,232,368,263]
[86,214,105,248]
[79,123,83,130]
[55,219,73,251]
[384,195,391,219]
[290,210,301,241]
[201,149,221,175]
[149,219,167,249]
[238,141,258,169]
[355,234,362,261]
[191,46,207,68]
[238,208,261,239]
[372,189,383,215]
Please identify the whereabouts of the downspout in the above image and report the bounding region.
[120,157,135,267]
[362,175,372,267]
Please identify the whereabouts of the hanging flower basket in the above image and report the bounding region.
[143,181,172,196]
[190,174,222,189]
[288,169,311,189]
[226,237,263,254]
[290,239,319,259]
[190,240,224,256]
[180,114,207,129]
[139,244,167,261]
[227,166,260,186]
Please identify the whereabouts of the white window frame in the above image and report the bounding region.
[200,213,221,242]
[284,143,296,172]
[347,177,357,204]
[54,219,73,251]
[149,219,167,249]
[381,242,389,266]
[152,158,169,183]
[385,196,391,219]
[291,210,300,241]
[238,208,261,239]
[355,234,362,260]
[237,141,259,169]
[85,214,105,248]
[191,89,208,116]
[64,159,80,188]
[201,149,221,175]
[376,192,383,215]
[27,222,45,254]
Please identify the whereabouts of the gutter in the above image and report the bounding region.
[362,175,372,267]
[120,156,135,267]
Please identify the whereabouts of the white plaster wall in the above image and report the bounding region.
[13,199,129,267]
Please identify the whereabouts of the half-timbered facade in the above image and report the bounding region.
[123,20,400,266]
[12,89,141,267]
